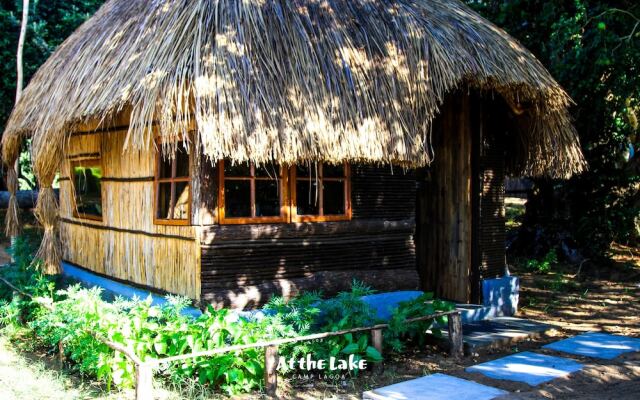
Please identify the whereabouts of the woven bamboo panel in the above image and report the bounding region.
[59,131,200,299]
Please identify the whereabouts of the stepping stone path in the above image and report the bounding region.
[362,331,640,399]
[362,373,508,400]
[543,331,640,359]
[466,351,583,386]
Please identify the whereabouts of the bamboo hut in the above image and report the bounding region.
[1,0,584,308]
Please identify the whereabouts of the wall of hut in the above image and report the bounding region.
[198,163,420,309]
[59,129,200,299]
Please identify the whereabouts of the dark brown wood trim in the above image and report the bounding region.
[68,152,102,160]
[71,124,138,137]
[102,176,155,183]
[59,176,154,183]
[60,217,195,241]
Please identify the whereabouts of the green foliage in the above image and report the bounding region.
[467,0,640,256]
[525,249,558,274]
[386,293,456,352]
[0,0,105,131]
[1,260,455,396]
[266,280,382,375]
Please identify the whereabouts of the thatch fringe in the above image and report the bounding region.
[2,0,585,179]
[33,187,61,275]
[4,168,21,237]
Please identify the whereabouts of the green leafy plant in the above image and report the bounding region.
[525,249,558,274]
[386,293,455,352]
[1,251,454,395]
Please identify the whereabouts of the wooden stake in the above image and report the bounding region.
[371,328,384,374]
[135,364,153,400]
[448,312,464,359]
[264,345,279,397]
[57,341,65,368]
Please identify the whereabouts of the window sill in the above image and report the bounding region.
[153,218,191,226]
[290,214,352,223]
[219,216,289,225]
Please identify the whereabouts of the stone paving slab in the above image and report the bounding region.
[466,351,583,386]
[362,373,508,400]
[438,317,552,352]
[543,332,640,360]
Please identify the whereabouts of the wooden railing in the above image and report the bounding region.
[0,276,463,399]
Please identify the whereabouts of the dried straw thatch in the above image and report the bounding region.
[2,0,585,178]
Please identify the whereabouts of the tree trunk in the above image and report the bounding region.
[16,0,29,103]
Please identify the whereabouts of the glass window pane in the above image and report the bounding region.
[157,182,173,219]
[323,163,345,178]
[323,180,345,215]
[74,166,103,217]
[175,144,190,178]
[255,180,280,217]
[296,163,321,178]
[255,163,280,178]
[225,179,251,217]
[296,180,319,215]
[158,156,173,179]
[224,161,251,177]
[173,182,190,220]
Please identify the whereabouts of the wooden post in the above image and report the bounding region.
[264,345,279,397]
[448,312,464,359]
[135,363,153,400]
[57,341,65,368]
[371,329,384,374]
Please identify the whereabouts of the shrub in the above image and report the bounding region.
[525,249,558,274]
[0,236,456,396]
[385,293,455,352]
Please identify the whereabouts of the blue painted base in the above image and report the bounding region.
[61,262,202,318]
[61,262,520,324]
[482,275,519,317]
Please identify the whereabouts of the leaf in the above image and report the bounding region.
[357,334,368,351]
[153,341,168,355]
[365,346,383,361]
[341,343,360,354]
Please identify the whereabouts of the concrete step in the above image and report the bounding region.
[439,317,553,353]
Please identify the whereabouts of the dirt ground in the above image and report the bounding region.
[0,239,639,399]
[290,243,640,399]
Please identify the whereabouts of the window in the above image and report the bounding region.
[71,160,103,221]
[154,142,191,225]
[291,163,351,222]
[218,160,288,224]
[217,160,351,224]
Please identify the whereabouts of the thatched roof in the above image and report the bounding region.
[2,0,585,178]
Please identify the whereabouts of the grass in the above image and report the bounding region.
[0,335,118,400]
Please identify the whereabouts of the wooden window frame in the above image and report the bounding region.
[290,162,352,223]
[218,160,290,225]
[153,143,192,226]
[70,159,104,222]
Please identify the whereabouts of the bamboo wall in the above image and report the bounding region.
[59,130,200,299]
